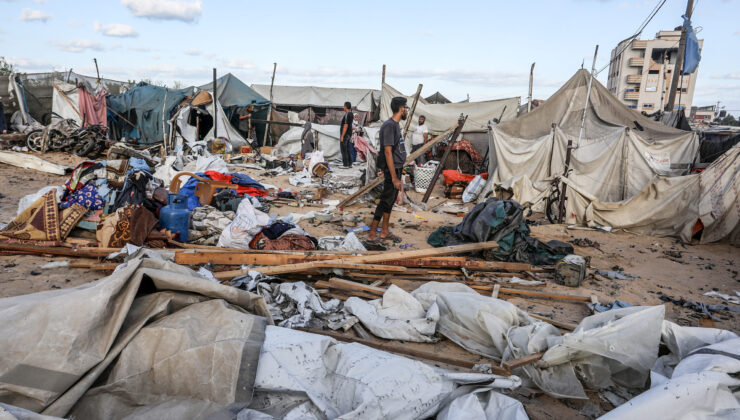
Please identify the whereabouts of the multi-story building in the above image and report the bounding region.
[607,30,703,115]
[690,105,717,124]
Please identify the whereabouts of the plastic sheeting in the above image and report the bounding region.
[217,198,271,248]
[251,326,522,420]
[251,84,378,112]
[277,123,342,161]
[601,323,739,419]
[0,253,271,418]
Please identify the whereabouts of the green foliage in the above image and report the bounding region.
[0,56,15,76]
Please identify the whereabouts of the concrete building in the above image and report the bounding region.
[607,30,703,115]
[690,105,717,124]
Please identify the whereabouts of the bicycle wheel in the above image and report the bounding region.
[546,189,561,224]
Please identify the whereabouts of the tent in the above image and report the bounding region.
[199,73,270,143]
[251,84,379,113]
[425,91,452,104]
[170,90,249,151]
[51,82,107,128]
[107,83,192,145]
[482,69,699,205]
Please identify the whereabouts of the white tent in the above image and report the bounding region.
[251,84,379,112]
[483,69,699,205]
[171,90,248,151]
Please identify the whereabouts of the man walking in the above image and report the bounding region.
[410,115,429,165]
[339,102,354,168]
[368,96,408,242]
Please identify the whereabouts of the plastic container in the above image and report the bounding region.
[414,160,439,193]
[160,193,191,242]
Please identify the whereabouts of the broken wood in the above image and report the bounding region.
[502,351,545,371]
[214,240,501,279]
[302,328,510,375]
[497,288,591,303]
[328,278,386,296]
[422,115,467,203]
[491,284,500,299]
[529,314,577,331]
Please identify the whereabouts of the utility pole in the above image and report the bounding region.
[527,62,535,112]
[665,0,694,113]
[213,68,218,138]
[382,64,386,85]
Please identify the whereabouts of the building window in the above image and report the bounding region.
[643,103,654,109]
[676,88,687,93]
[628,105,638,109]
[648,69,659,74]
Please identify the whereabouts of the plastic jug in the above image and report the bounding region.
[160,193,191,242]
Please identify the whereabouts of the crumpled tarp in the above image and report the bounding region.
[0,253,271,419]
[428,198,572,265]
[601,322,740,419]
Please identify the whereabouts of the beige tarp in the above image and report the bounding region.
[484,69,699,204]
[251,84,379,112]
[560,144,740,244]
[379,83,519,136]
[0,252,270,418]
[50,82,82,125]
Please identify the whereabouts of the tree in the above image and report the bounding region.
[0,56,15,76]
[717,114,740,127]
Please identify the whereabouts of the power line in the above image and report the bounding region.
[595,0,668,76]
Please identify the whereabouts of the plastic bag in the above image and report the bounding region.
[462,174,485,203]
[217,199,271,248]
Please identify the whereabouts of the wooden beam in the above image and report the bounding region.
[529,314,577,331]
[214,240,500,279]
[328,278,386,296]
[422,115,467,203]
[491,284,500,299]
[497,288,591,303]
[502,351,545,371]
[302,328,510,375]
[313,263,407,273]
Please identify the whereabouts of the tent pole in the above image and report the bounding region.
[213,68,218,139]
[666,0,694,112]
[575,45,598,150]
[382,64,386,85]
[403,84,423,143]
[263,62,277,147]
[422,115,467,203]
[527,62,535,113]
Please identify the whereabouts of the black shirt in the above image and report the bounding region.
[340,111,354,140]
[377,118,406,170]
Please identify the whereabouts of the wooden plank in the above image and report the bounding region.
[497,288,591,303]
[529,314,577,331]
[214,240,500,279]
[302,328,510,375]
[502,351,545,371]
[313,262,407,273]
[328,278,386,296]
[491,284,500,299]
[352,323,372,340]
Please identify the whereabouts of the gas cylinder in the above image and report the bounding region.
[160,193,191,242]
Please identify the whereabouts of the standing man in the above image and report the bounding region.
[339,101,354,168]
[238,104,255,142]
[368,96,408,242]
[410,115,429,165]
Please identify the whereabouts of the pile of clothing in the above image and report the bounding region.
[188,205,235,246]
[179,170,266,210]
[218,198,316,251]
[428,198,572,265]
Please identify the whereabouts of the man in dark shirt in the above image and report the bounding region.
[368,96,408,242]
[339,101,354,168]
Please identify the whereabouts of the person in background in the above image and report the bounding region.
[368,96,408,242]
[349,113,361,162]
[410,115,429,165]
[238,103,255,142]
[0,99,7,134]
[339,102,354,168]
[301,121,314,158]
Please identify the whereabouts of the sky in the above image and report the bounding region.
[2,0,739,115]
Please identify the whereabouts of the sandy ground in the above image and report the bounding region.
[0,152,738,419]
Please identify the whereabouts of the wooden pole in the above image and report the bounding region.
[212,68,218,138]
[527,62,535,112]
[263,62,277,147]
[93,58,101,84]
[403,84,423,143]
[421,115,467,203]
[665,0,694,112]
[382,64,386,85]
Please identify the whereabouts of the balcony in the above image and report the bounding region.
[629,57,644,67]
[632,40,648,49]
[626,75,642,84]
[624,91,640,100]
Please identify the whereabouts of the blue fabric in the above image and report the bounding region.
[106,83,190,145]
[60,184,104,210]
[682,15,701,75]
[594,300,633,313]
[229,172,264,189]
[179,172,209,210]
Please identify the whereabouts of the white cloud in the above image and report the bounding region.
[222,58,255,70]
[52,40,105,53]
[18,8,51,22]
[94,21,139,37]
[121,0,202,23]
[128,46,153,52]
[67,18,85,28]
[711,73,740,80]
[184,48,201,56]
[6,57,56,72]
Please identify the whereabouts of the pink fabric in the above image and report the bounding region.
[77,87,107,127]
[353,135,376,161]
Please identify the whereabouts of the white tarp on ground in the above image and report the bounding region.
[600,322,740,419]
[483,69,699,205]
[380,82,519,136]
[0,151,69,175]
[561,143,740,244]
[251,84,379,112]
[50,82,82,125]
[0,253,271,419]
